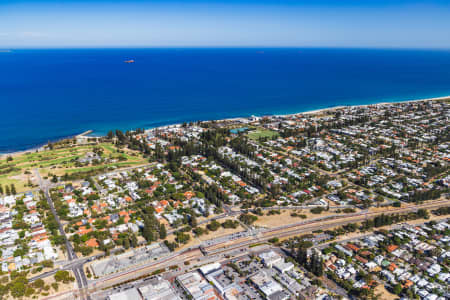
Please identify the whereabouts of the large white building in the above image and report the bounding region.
[250,271,283,298]
[138,277,181,300]
[177,271,217,300]
[107,288,141,300]
[259,250,282,268]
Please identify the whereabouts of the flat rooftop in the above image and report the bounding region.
[92,243,170,277]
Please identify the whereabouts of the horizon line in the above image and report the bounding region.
[3,45,450,51]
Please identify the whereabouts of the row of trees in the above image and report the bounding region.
[0,269,64,299]
[408,188,445,203]
[296,248,324,276]
[359,210,429,230]
[106,129,152,155]
[141,206,166,242]
[0,183,17,195]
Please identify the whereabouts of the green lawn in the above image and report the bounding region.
[0,175,26,191]
[247,129,279,140]
[0,142,148,190]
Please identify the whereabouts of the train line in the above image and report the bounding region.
[84,199,449,293]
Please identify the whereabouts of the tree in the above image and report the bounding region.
[14,247,27,257]
[193,227,206,236]
[296,248,308,265]
[375,195,384,205]
[159,224,167,239]
[130,234,138,248]
[207,220,221,231]
[10,184,16,195]
[175,232,190,244]
[189,215,198,228]
[107,130,114,139]
[33,278,45,290]
[10,281,26,298]
[0,284,8,297]
[51,282,59,291]
[142,222,155,242]
[54,270,74,283]
[417,209,429,219]
[78,246,94,256]
[311,207,325,214]
[123,237,130,249]
[41,260,54,269]
[313,254,323,276]
[52,235,65,245]
[268,237,279,244]
[393,283,402,295]
[239,213,258,225]
[222,219,239,229]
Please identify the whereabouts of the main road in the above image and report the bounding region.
[86,198,449,293]
[28,170,449,298]
[34,169,90,300]
[28,196,449,297]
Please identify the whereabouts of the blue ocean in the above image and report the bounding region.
[1,48,450,153]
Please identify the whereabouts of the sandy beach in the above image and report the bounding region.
[0,130,94,159]
[282,95,450,117]
[1,95,449,158]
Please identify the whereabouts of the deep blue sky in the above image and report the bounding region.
[1,0,450,48]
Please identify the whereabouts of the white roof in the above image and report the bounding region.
[199,263,221,276]
[108,288,141,300]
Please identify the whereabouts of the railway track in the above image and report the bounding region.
[85,199,449,293]
[204,199,450,253]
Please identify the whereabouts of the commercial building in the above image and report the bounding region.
[177,271,218,300]
[107,288,141,300]
[250,270,284,298]
[138,277,181,300]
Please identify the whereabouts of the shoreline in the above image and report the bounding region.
[139,94,450,133]
[0,130,95,159]
[278,95,450,117]
[1,95,449,158]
